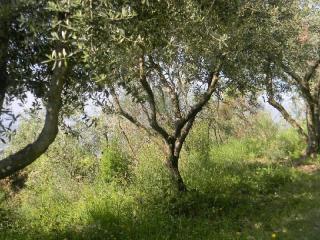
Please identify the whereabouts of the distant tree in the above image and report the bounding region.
[239,1,320,156]
[268,2,319,157]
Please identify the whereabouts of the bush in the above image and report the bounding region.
[130,141,175,201]
[99,142,132,182]
[276,129,304,158]
[0,111,313,240]
[261,128,305,160]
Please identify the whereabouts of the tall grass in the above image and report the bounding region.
[0,113,318,240]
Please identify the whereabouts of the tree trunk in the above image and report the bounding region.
[0,19,9,114]
[166,144,187,192]
[267,98,308,141]
[0,62,67,179]
[305,104,320,157]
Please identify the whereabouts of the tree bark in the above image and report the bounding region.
[0,18,9,114]
[267,98,308,141]
[305,104,320,157]
[0,62,67,179]
[166,144,187,192]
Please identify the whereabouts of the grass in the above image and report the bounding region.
[1,122,320,239]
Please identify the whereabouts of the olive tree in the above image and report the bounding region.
[269,2,319,156]
[0,0,141,179]
[89,0,272,191]
[0,1,70,178]
[238,0,320,156]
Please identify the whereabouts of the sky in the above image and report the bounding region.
[9,97,286,123]
[0,91,302,155]
[8,92,299,126]
[0,92,301,152]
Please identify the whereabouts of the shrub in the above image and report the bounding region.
[99,142,132,182]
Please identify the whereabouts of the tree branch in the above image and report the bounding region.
[304,58,320,82]
[149,57,182,120]
[110,88,152,136]
[281,62,315,105]
[265,72,307,141]
[175,62,222,138]
[280,62,303,82]
[138,55,171,142]
[174,117,195,156]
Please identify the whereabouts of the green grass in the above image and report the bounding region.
[0,123,319,240]
[3,158,320,240]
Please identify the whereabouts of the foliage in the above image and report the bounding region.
[0,1,319,239]
[0,111,319,239]
[99,142,132,182]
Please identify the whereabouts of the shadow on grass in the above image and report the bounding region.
[66,159,320,239]
[3,159,320,240]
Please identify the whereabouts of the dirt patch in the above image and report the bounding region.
[296,164,320,174]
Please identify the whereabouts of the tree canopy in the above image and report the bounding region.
[0,0,319,189]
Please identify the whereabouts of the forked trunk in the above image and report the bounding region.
[166,149,187,192]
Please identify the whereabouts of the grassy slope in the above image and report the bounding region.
[1,130,320,239]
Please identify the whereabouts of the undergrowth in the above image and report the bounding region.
[0,114,318,240]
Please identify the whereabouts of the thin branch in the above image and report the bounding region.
[281,62,315,105]
[175,62,223,138]
[149,56,182,120]
[138,55,171,142]
[110,88,152,136]
[265,71,308,141]
[304,58,320,82]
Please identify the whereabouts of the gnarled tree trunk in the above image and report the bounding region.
[0,63,67,179]
[305,103,320,157]
[166,142,187,192]
[0,18,9,114]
